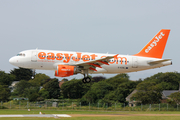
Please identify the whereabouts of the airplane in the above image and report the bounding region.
[9,29,172,83]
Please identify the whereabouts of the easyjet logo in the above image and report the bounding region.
[145,32,165,53]
[101,56,128,65]
[38,52,128,65]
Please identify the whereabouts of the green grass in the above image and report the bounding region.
[0,116,180,120]
[0,110,180,120]
[0,109,180,114]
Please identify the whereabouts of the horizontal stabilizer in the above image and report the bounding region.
[148,59,171,65]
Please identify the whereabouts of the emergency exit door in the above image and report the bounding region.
[132,57,138,68]
[31,51,37,62]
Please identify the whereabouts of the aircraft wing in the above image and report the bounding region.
[75,54,118,71]
[148,59,171,65]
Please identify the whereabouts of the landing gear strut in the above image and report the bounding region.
[81,69,91,83]
[31,69,36,79]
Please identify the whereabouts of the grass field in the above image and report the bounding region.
[0,116,180,120]
[0,109,180,120]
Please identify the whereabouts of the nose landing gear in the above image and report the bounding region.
[31,69,36,79]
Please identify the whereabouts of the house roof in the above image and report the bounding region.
[162,90,179,98]
[126,90,180,102]
[126,89,138,101]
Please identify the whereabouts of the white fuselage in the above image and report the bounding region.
[9,29,172,80]
[9,49,172,75]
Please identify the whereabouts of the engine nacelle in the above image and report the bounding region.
[55,65,80,77]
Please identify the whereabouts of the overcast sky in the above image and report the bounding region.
[0,0,179,81]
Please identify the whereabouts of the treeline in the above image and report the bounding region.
[61,74,141,104]
[59,72,180,105]
[132,72,180,104]
[0,68,60,102]
[1,67,180,105]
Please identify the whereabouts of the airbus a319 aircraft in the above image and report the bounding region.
[9,29,172,83]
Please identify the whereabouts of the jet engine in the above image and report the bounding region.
[55,65,81,77]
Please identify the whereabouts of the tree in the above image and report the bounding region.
[38,88,49,101]
[130,72,180,104]
[24,85,40,101]
[105,74,130,89]
[0,71,15,86]
[115,81,137,103]
[13,80,40,100]
[131,81,162,104]
[13,80,32,96]
[168,92,180,105]
[144,72,180,90]
[43,78,60,99]
[29,73,50,86]
[28,93,39,102]
[0,85,11,101]
[82,81,113,103]
[61,78,91,99]
[10,67,33,81]
[102,91,117,104]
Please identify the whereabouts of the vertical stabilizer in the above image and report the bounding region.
[134,29,170,59]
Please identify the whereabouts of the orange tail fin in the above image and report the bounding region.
[134,29,170,59]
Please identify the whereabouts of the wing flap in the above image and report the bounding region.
[76,54,118,67]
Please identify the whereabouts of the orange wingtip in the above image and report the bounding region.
[134,29,170,59]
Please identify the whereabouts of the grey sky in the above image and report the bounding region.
[0,0,179,80]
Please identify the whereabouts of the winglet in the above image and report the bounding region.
[134,29,170,59]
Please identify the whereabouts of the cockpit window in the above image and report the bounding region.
[17,53,25,56]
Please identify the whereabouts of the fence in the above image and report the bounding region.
[1,101,180,111]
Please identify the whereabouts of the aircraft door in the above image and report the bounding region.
[132,57,138,68]
[31,51,37,62]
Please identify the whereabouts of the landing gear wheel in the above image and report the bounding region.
[82,77,91,83]
[82,78,86,83]
[86,77,91,83]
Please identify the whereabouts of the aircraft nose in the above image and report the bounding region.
[9,56,24,67]
[9,57,18,66]
[9,57,13,64]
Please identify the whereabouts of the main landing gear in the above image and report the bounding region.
[81,69,91,83]
[82,77,91,83]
